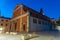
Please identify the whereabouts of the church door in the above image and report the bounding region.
[23,24,26,31]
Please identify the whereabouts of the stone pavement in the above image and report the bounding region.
[0,33,38,40]
[0,31,60,40]
[0,34,21,40]
[29,31,60,40]
[29,35,57,40]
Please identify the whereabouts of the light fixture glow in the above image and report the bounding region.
[0,28,3,30]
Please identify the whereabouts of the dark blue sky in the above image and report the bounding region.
[0,0,60,19]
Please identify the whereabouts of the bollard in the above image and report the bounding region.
[12,32,17,35]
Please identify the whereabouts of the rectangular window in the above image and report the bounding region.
[1,24,3,26]
[1,20,4,21]
[38,20,41,24]
[33,18,37,23]
[6,20,8,22]
[30,12,32,16]
[42,21,44,24]
[5,24,8,26]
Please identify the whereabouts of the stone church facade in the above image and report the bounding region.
[5,4,55,33]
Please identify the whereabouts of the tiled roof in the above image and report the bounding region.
[21,4,51,22]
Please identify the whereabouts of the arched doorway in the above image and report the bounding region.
[22,23,26,32]
[23,24,25,31]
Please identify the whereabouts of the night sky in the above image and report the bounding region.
[0,0,60,19]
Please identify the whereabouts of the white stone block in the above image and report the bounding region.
[12,32,17,35]
[28,34,32,37]
[10,32,13,34]
[6,32,9,34]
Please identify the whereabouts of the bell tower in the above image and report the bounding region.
[39,8,44,15]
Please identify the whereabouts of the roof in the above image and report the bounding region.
[39,14,51,22]
[0,16,11,20]
[15,4,51,22]
[21,4,51,22]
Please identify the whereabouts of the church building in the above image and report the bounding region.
[6,4,54,33]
